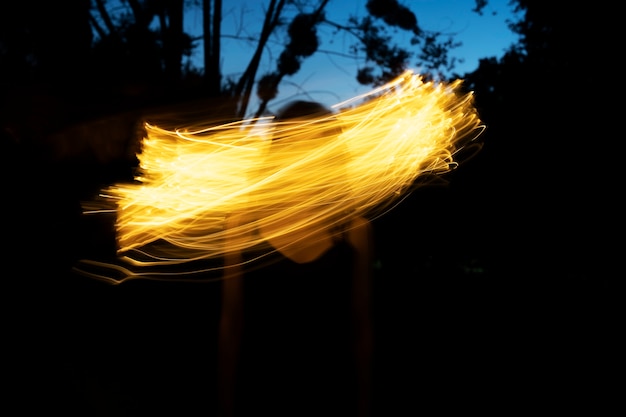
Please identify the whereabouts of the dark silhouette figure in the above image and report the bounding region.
[217,101,375,417]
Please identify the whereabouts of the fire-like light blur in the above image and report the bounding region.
[76,70,484,283]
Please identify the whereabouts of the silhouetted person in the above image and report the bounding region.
[217,101,374,417]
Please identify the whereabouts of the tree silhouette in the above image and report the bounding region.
[89,0,194,95]
[203,0,222,97]
[0,0,507,198]
[451,0,612,284]
[253,0,329,118]
[250,0,462,117]
[1,0,478,122]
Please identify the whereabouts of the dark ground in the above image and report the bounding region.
[2,158,618,416]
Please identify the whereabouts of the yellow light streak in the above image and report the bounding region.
[76,70,484,283]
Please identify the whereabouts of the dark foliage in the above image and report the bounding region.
[366,0,419,33]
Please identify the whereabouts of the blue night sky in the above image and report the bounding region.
[183,0,521,115]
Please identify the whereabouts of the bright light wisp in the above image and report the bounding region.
[76,71,484,283]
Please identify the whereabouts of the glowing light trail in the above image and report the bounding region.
[76,71,484,283]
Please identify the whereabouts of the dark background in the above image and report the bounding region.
[1,1,618,415]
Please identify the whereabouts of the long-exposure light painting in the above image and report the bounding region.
[75,70,485,283]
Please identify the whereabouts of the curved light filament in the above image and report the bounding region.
[77,71,484,283]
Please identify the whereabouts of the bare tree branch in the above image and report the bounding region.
[233,0,286,118]
[93,0,117,35]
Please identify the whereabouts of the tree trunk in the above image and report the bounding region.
[204,0,222,97]
[234,0,285,118]
[162,0,184,83]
